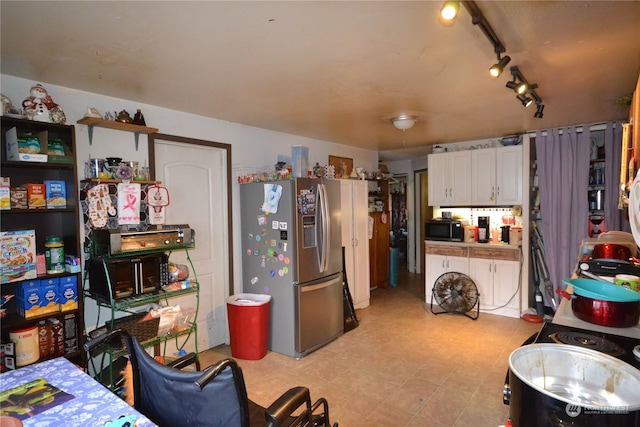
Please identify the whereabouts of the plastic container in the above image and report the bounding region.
[226,294,271,360]
[38,320,51,358]
[388,248,399,287]
[49,318,64,356]
[291,145,309,178]
[45,236,64,274]
[10,325,39,367]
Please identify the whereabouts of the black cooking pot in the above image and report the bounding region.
[504,344,640,427]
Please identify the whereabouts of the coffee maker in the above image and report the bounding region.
[477,216,490,243]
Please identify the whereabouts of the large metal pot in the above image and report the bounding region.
[570,293,640,327]
[505,344,640,427]
[592,243,632,261]
[559,278,640,327]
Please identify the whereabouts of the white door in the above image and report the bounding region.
[154,139,230,353]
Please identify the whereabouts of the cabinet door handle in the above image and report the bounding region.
[497,186,500,196]
[442,260,446,269]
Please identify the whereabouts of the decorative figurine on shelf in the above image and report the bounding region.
[132,109,146,126]
[313,162,323,178]
[115,110,133,123]
[1,93,24,117]
[22,83,66,124]
[84,107,102,118]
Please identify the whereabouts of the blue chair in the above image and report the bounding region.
[85,329,337,427]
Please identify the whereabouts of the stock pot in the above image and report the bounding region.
[506,344,640,427]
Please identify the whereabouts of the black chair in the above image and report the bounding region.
[85,329,337,427]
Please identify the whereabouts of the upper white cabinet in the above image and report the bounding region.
[428,151,472,206]
[496,146,523,205]
[340,180,370,309]
[431,145,522,207]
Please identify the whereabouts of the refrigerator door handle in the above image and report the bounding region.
[318,183,330,272]
[300,280,335,293]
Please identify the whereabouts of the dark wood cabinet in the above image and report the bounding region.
[369,211,390,289]
[1,117,83,369]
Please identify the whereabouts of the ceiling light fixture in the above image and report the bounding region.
[534,103,545,119]
[517,94,534,107]
[489,54,511,78]
[440,1,460,21]
[506,66,527,94]
[391,115,418,131]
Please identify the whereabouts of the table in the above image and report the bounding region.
[0,357,157,426]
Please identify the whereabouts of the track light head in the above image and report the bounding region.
[517,94,534,107]
[534,104,545,118]
[440,1,460,21]
[505,80,526,94]
[490,55,511,78]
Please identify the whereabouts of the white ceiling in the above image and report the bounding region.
[1,1,639,161]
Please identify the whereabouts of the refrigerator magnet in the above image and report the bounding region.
[272,220,279,229]
[251,277,259,285]
[279,222,287,230]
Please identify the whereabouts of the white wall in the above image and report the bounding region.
[2,74,379,331]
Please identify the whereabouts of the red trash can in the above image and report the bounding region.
[226,293,271,360]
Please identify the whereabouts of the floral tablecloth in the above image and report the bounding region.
[0,357,157,426]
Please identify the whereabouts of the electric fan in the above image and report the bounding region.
[430,272,480,320]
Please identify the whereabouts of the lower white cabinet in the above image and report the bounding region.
[340,180,370,309]
[424,244,469,303]
[468,247,521,318]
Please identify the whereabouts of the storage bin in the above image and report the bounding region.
[227,294,271,360]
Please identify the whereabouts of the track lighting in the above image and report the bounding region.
[517,94,533,107]
[489,54,511,77]
[506,80,527,95]
[534,103,545,118]
[440,1,460,20]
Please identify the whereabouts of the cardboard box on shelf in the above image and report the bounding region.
[1,230,37,284]
[44,180,66,209]
[5,127,48,162]
[27,183,46,209]
[10,187,27,209]
[0,177,10,210]
[59,275,78,311]
[17,280,41,318]
[40,278,60,314]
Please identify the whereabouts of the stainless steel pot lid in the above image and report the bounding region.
[509,344,640,410]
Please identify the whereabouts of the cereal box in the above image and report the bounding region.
[17,280,41,318]
[0,177,9,210]
[44,180,66,209]
[1,230,37,284]
[40,278,60,314]
[10,187,27,209]
[59,276,78,311]
[27,184,46,209]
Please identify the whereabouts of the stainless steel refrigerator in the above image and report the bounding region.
[240,178,343,358]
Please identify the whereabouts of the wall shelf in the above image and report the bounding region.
[76,117,158,151]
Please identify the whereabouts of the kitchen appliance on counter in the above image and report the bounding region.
[240,178,343,358]
[91,224,193,256]
[503,321,640,427]
[477,216,490,243]
[424,218,463,242]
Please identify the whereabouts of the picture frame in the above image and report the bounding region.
[328,155,353,179]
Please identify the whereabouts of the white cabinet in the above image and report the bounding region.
[496,146,523,205]
[428,151,471,206]
[467,247,521,318]
[340,180,370,309]
[471,146,523,205]
[424,244,468,303]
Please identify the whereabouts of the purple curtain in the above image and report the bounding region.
[535,127,590,307]
[604,121,630,232]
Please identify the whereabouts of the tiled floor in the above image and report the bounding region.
[200,270,542,427]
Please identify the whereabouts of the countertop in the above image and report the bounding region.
[424,239,521,251]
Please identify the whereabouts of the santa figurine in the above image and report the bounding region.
[22,83,66,123]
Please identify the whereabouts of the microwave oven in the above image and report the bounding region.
[88,253,169,300]
[425,219,464,242]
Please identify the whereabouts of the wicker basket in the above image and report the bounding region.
[107,312,160,348]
